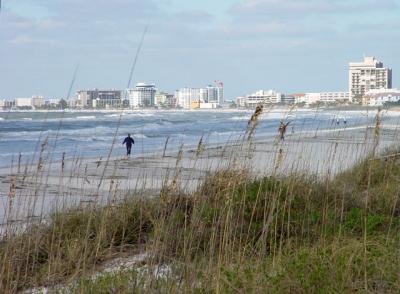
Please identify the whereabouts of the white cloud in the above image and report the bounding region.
[231,0,399,18]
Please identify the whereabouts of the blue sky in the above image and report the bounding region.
[1,0,399,100]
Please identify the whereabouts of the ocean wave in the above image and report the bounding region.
[75,115,96,120]
[210,131,242,137]
[123,112,155,118]
[142,123,162,130]
[230,116,248,121]
[132,133,148,139]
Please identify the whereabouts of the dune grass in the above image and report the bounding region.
[0,149,399,293]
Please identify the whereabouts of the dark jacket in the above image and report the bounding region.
[123,137,135,146]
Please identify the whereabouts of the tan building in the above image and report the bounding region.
[349,56,392,103]
[14,98,32,108]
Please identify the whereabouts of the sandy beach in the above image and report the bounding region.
[1,123,399,232]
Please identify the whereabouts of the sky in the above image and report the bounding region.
[1,0,399,100]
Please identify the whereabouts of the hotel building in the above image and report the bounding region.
[76,89,122,108]
[349,56,392,103]
[128,83,157,108]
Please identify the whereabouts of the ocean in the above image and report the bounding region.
[0,108,391,168]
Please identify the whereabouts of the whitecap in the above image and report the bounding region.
[132,133,148,139]
[76,116,96,120]
[230,116,248,121]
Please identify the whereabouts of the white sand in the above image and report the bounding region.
[1,124,399,234]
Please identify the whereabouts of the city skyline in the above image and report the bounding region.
[1,0,400,99]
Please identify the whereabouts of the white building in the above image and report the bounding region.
[31,96,45,108]
[129,83,157,108]
[176,88,201,109]
[236,96,246,108]
[14,98,32,108]
[319,92,350,103]
[155,92,167,106]
[241,90,282,108]
[199,103,218,109]
[303,92,350,104]
[154,92,174,106]
[0,99,5,108]
[76,91,89,108]
[349,56,392,103]
[304,93,321,105]
[175,82,224,109]
[363,89,400,106]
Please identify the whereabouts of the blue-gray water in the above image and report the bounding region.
[0,109,390,168]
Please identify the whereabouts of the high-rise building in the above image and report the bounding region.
[175,82,224,109]
[349,56,392,103]
[129,83,157,108]
[176,88,201,109]
[206,82,224,104]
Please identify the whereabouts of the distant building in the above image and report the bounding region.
[76,89,122,108]
[281,95,295,105]
[240,90,282,108]
[363,89,400,106]
[319,92,350,104]
[15,98,32,108]
[290,93,307,104]
[302,92,350,105]
[176,88,201,109]
[4,100,15,109]
[206,82,224,105]
[304,93,322,105]
[236,96,246,108]
[199,102,218,109]
[349,56,392,103]
[175,82,224,109]
[155,92,174,106]
[31,96,45,108]
[0,99,5,109]
[45,99,61,108]
[129,83,156,108]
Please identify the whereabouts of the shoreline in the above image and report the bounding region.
[1,124,399,231]
[0,105,389,115]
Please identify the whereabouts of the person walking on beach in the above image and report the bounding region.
[278,121,290,141]
[123,134,135,156]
